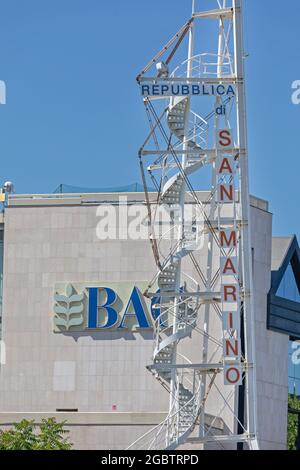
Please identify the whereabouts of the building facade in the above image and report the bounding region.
[0,190,298,450]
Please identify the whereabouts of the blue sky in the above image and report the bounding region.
[0,0,299,237]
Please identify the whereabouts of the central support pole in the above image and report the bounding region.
[233,0,259,449]
[168,0,195,446]
[199,0,227,442]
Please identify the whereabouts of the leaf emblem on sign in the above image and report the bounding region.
[54,284,84,331]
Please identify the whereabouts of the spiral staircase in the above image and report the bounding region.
[127,93,216,451]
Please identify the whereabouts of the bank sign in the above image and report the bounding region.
[53,282,157,332]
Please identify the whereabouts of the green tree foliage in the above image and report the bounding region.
[0,418,72,450]
[287,394,300,450]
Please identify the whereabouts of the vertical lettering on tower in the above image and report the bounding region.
[217,129,242,386]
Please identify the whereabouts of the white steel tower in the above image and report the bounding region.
[128,0,259,451]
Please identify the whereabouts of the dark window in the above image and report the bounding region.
[56,409,78,412]
[277,263,300,303]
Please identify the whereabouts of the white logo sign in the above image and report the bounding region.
[292,80,300,105]
[0,80,6,105]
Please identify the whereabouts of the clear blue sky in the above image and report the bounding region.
[0,0,299,238]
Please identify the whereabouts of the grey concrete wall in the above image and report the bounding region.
[252,207,288,450]
[0,412,163,450]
